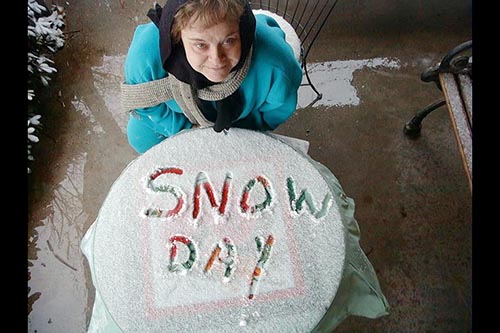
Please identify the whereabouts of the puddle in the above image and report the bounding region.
[28,152,90,333]
[91,54,128,133]
[71,97,105,134]
[298,57,401,108]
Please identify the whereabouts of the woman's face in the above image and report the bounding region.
[181,18,242,82]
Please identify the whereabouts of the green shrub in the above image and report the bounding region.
[27,0,65,173]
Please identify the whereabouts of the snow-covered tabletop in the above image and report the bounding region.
[82,128,389,332]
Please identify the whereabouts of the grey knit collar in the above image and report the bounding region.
[120,46,253,120]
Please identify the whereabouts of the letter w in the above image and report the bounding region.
[286,177,332,219]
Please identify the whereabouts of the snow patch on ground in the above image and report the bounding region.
[298,57,401,108]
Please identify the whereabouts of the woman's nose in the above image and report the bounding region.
[209,45,225,63]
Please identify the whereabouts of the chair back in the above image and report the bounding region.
[250,0,339,63]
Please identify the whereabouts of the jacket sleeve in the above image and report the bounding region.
[242,14,303,131]
[124,23,191,153]
[257,66,302,130]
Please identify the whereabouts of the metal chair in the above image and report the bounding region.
[250,0,340,106]
[403,40,472,190]
[403,40,472,137]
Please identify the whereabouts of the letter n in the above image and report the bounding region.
[193,172,232,219]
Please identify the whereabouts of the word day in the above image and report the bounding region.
[143,167,333,220]
[167,234,274,300]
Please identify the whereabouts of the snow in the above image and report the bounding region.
[298,57,401,108]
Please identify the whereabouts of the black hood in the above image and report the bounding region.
[147,0,256,90]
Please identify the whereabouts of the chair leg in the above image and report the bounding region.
[403,99,447,138]
[301,60,322,107]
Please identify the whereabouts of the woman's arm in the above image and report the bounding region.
[237,14,303,131]
[124,23,191,153]
[258,69,302,130]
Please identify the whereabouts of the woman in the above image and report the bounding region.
[122,0,302,153]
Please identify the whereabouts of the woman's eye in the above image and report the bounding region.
[195,43,206,49]
[224,38,235,45]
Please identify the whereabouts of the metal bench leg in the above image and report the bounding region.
[301,60,323,107]
[403,99,446,138]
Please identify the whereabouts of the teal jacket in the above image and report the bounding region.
[125,15,302,153]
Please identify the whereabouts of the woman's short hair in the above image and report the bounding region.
[172,0,246,44]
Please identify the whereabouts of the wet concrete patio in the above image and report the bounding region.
[27,0,472,332]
